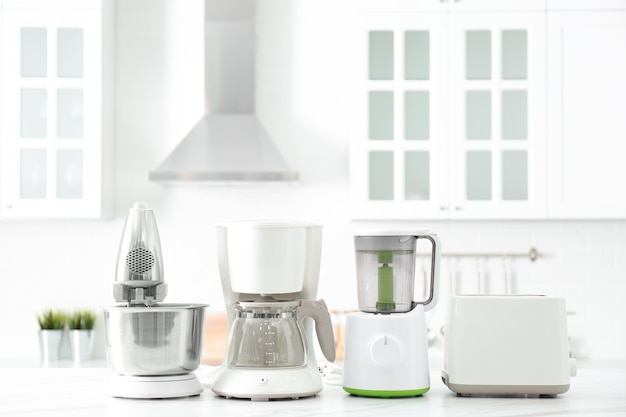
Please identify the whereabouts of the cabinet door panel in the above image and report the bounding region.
[405,91,429,140]
[448,12,545,219]
[501,29,527,80]
[501,90,528,140]
[404,31,429,80]
[20,88,47,138]
[369,151,394,201]
[369,91,394,140]
[57,28,84,78]
[405,151,430,200]
[20,149,47,198]
[56,149,83,199]
[20,27,47,77]
[1,5,108,218]
[465,30,491,80]
[465,90,492,140]
[351,13,448,219]
[466,151,492,200]
[547,12,626,218]
[502,150,528,200]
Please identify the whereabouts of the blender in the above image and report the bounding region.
[212,221,336,400]
[342,230,441,398]
[103,202,207,399]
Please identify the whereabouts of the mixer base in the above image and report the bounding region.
[109,373,204,399]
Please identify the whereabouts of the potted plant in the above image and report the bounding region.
[68,310,97,364]
[36,309,67,363]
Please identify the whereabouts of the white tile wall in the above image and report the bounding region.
[0,0,624,362]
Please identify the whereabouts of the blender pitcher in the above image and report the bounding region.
[354,232,440,313]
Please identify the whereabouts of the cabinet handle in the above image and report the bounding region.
[454,206,463,211]
[440,206,449,211]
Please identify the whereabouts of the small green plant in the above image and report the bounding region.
[68,310,97,330]
[36,309,67,330]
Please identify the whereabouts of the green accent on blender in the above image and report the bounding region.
[376,251,396,311]
[342,386,430,398]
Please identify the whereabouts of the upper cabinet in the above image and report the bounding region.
[0,0,113,218]
[546,10,626,218]
[350,2,546,219]
[351,0,626,220]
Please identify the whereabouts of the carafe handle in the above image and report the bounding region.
[298,299,336,362]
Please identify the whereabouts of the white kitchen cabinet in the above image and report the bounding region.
[355,0,544,13]
[0,0,113,218]
[547,0,626,10]
[546,11,626,218]
[350,3,546,219]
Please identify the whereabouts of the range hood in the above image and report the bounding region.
[149,0,298,183]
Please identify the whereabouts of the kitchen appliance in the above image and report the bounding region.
[212,221,336,400]
[104,202,208,399]
[442,295,577,397]
[342,230,441,398]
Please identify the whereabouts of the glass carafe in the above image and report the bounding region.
[226,302,307,368]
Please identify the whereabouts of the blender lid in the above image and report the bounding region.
[354,228,434,237]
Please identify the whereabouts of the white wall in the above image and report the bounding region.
[0,0,624,362]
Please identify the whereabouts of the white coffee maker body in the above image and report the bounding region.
[342,230,441,398]
[212,221,335,400]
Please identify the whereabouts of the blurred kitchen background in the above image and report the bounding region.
[0,0,625,363]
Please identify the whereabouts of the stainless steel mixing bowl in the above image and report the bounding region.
[104,304,207,376]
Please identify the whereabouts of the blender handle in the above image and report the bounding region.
[417,234,441,312]
[298,299,336,362]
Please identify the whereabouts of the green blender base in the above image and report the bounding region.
[342,386,430,398]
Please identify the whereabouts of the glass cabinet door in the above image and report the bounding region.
[351,11,545,219]
[352,14,448,219]
[448,13,546,218]
[17,26,85,201]
[1,5,107,218]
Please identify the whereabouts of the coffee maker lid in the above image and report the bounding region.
[218,220,322,229]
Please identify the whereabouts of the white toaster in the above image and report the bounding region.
[442,295,577,397]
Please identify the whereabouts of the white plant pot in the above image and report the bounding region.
[39,329,64,363]
[69,329,95,364]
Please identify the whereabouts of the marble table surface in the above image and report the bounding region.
[1,359,625,417]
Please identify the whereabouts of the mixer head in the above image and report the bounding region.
[114,202,167,306]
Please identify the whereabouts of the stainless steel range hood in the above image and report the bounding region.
[149,0,298,183]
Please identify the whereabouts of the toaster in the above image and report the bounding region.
[442,295,576,397]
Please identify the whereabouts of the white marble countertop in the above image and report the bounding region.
[1,360,625,417]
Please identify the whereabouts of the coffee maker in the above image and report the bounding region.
[342,230,440,398]
[212,221,336,400]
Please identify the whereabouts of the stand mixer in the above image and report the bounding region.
[103,202,207,399]
[212,221,336,400]
[342,230,440,398]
